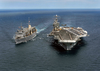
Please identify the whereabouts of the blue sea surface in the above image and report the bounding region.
[0,9,100,71]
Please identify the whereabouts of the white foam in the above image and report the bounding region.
[36,28,46,33]
[36,20,52,33]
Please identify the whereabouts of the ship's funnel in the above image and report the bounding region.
[28,25,31,30]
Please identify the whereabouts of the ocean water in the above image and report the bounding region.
[0,9,100,71]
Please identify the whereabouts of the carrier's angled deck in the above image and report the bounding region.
[49,27,87,43]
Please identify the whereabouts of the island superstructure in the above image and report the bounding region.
[13,21,37,44]
[49,15,88,50]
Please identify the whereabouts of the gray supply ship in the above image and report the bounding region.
[13,21,37,44]
[49,15,88,50]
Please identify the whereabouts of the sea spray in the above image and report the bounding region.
[36,20,52,33]
[36,28,46,34]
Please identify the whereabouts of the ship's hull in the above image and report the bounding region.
[59,42,77,50]
[15,32,36,44]
[53,38,80,50]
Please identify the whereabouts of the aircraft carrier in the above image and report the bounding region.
[49,15,88,50]
[13,21,37,44]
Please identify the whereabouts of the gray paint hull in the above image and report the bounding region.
[59,42,77,50]
[15,32,36,44]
